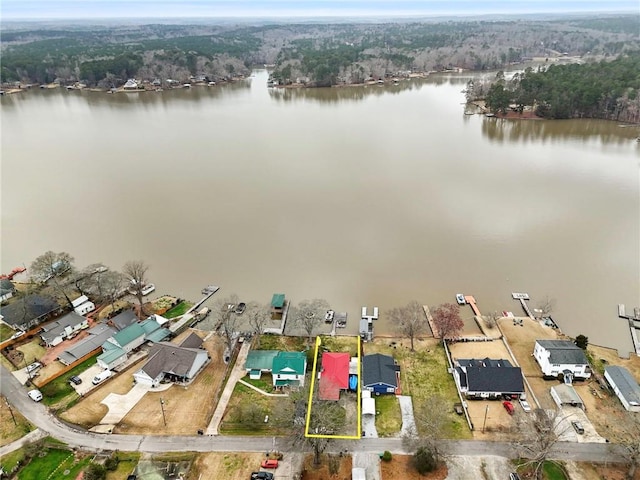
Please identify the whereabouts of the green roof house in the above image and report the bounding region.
[97,341,128,370]
[244,350,279,380]
[272,351,306,387]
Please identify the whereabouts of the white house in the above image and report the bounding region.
[605,366,640,412]
[133,342,209,387]
[40,312,89,347]
[533,340,591,380]
[72,295,96,316]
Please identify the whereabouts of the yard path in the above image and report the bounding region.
[237,379,288,397]
[353,452,381,480]
[97,382,171,428]
[0,428,47,457]
[205,341,252,435]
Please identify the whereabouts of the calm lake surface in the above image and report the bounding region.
[2,69,639,355]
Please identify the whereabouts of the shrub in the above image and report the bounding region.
[84,463,106,480]
[413,446,437,474]
[104,453,119,471]
[381,451,392,462]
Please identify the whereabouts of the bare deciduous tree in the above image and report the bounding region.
[431,303,464,341]
[213,294,240,353]
[412,393,451,460]
[389,300,429,351]
[246,302,271,348]
[30,251,75,306]
[535,296,556,318]
[123,260,149,317]
[514,408,566,479]
[293,299,330,343]
[101,270,128,315]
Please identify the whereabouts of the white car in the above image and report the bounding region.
[26,362,42,373]
[10,331,25,340]
[519,399,532,412]
[28,389,43,402]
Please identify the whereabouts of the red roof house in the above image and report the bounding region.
[319,352,350,401]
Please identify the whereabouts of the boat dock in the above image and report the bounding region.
[170,285,220,333]
[423,305,438,338]
[618,304,640,356]
[512,292,535,320]
[463,296,481,317]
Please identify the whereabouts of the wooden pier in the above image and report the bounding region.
[423,305,438,338]
[618,304,640,356]
[512,292,534,320]
[463,295,481,317]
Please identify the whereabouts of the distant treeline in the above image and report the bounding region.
[480,53,640,122]
[1,15,639,91]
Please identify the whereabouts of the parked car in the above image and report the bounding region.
[27,389,43,402]
[519,399,531,412]
[26,362,42,373]
[250,473,273,480]
[571,420,585,434]
[502,401,515,415]
[69,375,82,385]
[92,370,112,385]
[261,459,279,469]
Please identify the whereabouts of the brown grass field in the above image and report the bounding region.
[0,395,33,446]
[380,455,447,480]
[188,452,265,480]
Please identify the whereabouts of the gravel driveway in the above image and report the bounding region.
[398,396,417,437]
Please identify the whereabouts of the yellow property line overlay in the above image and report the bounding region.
[304,335,362,439]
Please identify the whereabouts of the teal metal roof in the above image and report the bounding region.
[139,318,161,335]
[113,323,145,347]
[271,294,285,308]
[98,345,126,365]
[244,350,279,370]
[145,328,171,343]
[272,351,306,375]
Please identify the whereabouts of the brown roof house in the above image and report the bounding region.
[133,342,209,387]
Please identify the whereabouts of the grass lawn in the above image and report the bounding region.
[106,452,140,480]
[244,376,275,393]
[17,448,91,480]
[0,397,33,446]
[164,301,193,319]
[374,395,402,437]
[0,323,16,342]
[320,336,359,356]
[257,334,306,351]
[17,339,47,366]
[40,355,98,408]
[365,337,471,439]
[543,461,568,480]
[0,448,25,474]
[219,383,288,435]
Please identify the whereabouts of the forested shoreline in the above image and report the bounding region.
[1,14,639,122]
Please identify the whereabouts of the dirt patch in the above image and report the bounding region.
[301,454,352,480]
[0,395,33,446]
[188,452,265,480]
[115,335,226,435]
[60,359,144,428]
[380,455,446,480]
[449,339,511,362]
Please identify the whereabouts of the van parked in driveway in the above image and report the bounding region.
[92,370,112,385]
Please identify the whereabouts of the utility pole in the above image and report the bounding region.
[160,398,167,427]
[482,405,489,434]
[4,396,17,426]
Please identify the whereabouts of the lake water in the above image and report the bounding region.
[1,70,639,355]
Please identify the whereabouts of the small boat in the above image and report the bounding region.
[234,302,246,315]
[324,310,335,323]
[456,294,466,305]
[141,284,155,296]
[335,312,347,328]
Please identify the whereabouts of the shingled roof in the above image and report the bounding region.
[536,340,589,365]
[141,342,205,379]
[362,353,399,389]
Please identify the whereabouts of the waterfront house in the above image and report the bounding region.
[108,309,138,331]
[244,350,279,380]
[133,342,209,387]
[605,366,640,412]
[40,312,89,347]
[71,295,95,316]
[319,352,349,400]
[0,279,15,302]
[0,294,61,332]
[533,340,591,380]
[454,358,524,399]
[362,353,400,395]
[272,351,307,388]
[123,79,138,90]
[58,324,116,366]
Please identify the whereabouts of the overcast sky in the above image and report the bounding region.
[2,0,637,19]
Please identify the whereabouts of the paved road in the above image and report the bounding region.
[0,365,628,464]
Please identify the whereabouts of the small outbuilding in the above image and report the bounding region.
[605,366,640,412]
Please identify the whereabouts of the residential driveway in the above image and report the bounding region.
[206,340,252,435]
[12,368,31,386]
[353,452,381,480]
[445,455,513,480]
[362,413,378,438]
[557,406,606,443]
[72,365,104,396]
[98,382,172,427]
[398,396,417,437]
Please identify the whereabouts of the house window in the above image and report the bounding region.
[277,374,281,379]
[552,364,560,367]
